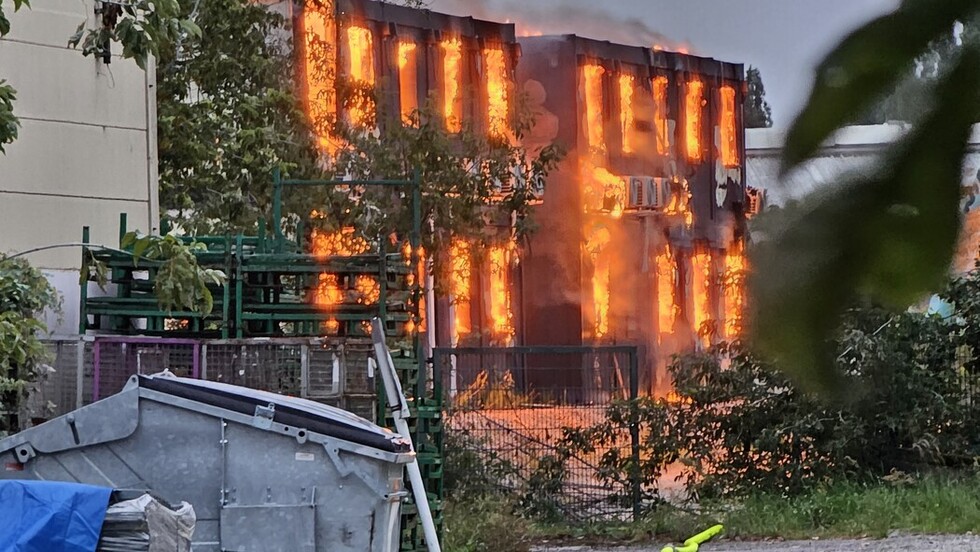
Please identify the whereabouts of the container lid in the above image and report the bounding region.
[138,375,411,454]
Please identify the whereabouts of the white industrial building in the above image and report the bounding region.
[0,0,158,334]
[747,123,980,274]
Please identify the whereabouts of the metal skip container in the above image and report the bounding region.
[0,373,414,551]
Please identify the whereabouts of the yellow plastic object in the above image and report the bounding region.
[659,524,724,552]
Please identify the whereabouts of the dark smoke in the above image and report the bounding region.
[427,0,691,52]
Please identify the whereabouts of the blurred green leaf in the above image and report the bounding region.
[750,48,980,394]
[781,0,980,174]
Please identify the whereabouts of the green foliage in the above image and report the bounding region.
[67,0,196,70]
[330,98,565,284]
[123,232,226,314]
[156,0,322,234]
[444,428,518,501]
[0,79,17,154]
[716,474,980,540]
[82,233,227,315]
[443,498,531,552]
[674,301,979,500]
[0,0,29,154]
[752,46,980,393]
[744,66,772,128]
[0,254,59,435]
[754,1,980,393]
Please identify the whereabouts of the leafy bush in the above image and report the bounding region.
[671,299,980,499]
[0,255,59,435]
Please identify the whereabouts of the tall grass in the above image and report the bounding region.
[523,473,980,546]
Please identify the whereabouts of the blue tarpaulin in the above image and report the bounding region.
[0,480,112,552]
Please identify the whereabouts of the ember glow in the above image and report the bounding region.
[311,228,371,333]
[719,85,738,167]
[488,244,515,341]
[354,275,381,305]
[723,244,746,340]
[691,251,713,344]
[484,46,509,138]
[652,76,669,155]
[398,41,418,124]
[301,0,337,153]
[346,25,375,126]
[583,64,606,154]
[656,249,676,337]
[442,38,463,132]
[451,239,472,342]
[685,79,704,162]
[619,74,635,154]
[664,178,694,227]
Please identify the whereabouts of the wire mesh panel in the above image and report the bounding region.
[203,343,302,395]
[435,346,638,520]
[92,338,200,400]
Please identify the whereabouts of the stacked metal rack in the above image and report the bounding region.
[79,172,421,341]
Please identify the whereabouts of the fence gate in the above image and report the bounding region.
[432,346,641,520]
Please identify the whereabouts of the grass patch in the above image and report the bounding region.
[523,473,980,546]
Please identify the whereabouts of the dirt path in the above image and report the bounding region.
[535,534,980,551]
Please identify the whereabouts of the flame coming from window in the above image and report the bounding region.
[652,76,669,155]
[719,85,738,167]
[301,0,337,153]
[619,74,635,154]
[685,80,704,162]
[484,47,509,138]
[488,244,515,341]
[723,244,746,340]
[346,25,375,127]
[583,64,605,154]
[691,251,712,345]
[398,41,418,124]
[657,249,676,338]
[442,38,463,132]
[451,240,472,342]
[664,179,694,227]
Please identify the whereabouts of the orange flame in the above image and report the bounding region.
[585,226,612,339]
[583,64,605,154]
[346,25,375,127]
[656,248,676,337]
[652,76,669,155]
[719,85,739,167]
[451,239,472,342]
[691,251,713,345]
[488,244,515,341]
[685,79,704,162]
[663,179,694,227]
[619,74,635,154]
[301,0,337,153]
[484,47,509,138]
[442,38,463,132]
[723,244,746,340]
[398,41,418,124]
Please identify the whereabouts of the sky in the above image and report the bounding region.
[427,0,900,128]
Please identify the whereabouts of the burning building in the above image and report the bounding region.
[297,0,748,393]
[516,36,748,393]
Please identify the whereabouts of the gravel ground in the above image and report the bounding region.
[535,534,980,551]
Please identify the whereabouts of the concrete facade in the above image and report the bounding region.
[0,0,158,333]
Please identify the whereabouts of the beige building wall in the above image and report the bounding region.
[0,0,158,332]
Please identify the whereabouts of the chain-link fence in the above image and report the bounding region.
[434,346,640,520]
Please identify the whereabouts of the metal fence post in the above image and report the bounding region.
[629,347,641,520]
